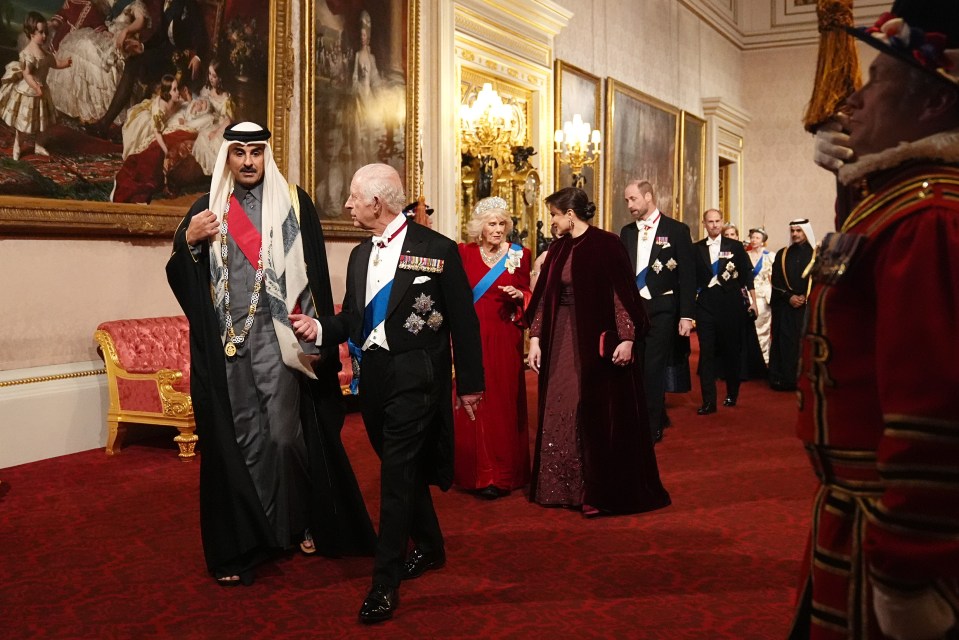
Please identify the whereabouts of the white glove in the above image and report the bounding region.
[813,116,854,172]
[872,582,957,640]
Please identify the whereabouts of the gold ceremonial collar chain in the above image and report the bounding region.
[220,191,266,358]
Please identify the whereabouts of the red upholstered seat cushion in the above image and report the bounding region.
[96,317,191,391]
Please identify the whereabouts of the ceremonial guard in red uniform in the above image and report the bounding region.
[791,2,959,638]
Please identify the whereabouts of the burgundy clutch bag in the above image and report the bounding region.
[599,330,620,360]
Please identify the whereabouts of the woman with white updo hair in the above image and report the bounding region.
[453,196,532,499]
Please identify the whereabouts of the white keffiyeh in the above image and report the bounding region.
[207,127,315,378]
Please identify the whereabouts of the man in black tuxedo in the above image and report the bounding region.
[292,163,484,624]
[693,208,757,414]
[620,180,695,442]
[90,0,206,137]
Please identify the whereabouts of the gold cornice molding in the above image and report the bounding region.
[454,37,548,89]
[455,0,571,42]
[0,369,105,388]
[454,5,553,68]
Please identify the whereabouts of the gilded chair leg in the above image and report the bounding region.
[105,420,126,455]
[174,431,198,461]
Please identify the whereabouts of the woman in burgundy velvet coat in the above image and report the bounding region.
[526,187,670,516]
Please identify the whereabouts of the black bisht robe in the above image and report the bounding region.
[166,186,376,574]
[769,242,813,390]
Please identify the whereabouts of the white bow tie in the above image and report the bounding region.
[707,237,721,246]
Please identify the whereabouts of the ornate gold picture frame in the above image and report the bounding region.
[0,0,293,239]
[679,111,706,240]
[301,0,420,239]
[603,78,679,233]
[553,60,601,203]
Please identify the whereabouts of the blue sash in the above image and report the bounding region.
[752,252,764,278]
[711,260,719,276]
[636,267,649,289]
[348,280,394,396]
[472,243,521,304]
[362,280,393,342]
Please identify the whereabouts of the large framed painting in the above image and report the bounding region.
[603,79,679,233]
[679,111,706,240]
[553,59,601,203]
[0,0,293,238]
[301,0,420,239]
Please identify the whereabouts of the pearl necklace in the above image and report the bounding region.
[479,243,505,266]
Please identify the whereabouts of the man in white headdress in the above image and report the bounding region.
[166,121,375,586]
[768,218,815,391]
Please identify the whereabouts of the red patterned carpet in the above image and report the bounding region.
[0,357,815,638]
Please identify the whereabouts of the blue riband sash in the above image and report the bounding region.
[711,260,719,276]
[362,280,394,342]
[349,280,394,396]
[752,252,764,278]
[636,267,649,289]
[472,243,521,304]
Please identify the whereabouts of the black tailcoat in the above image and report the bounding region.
[319,219,483,586]
[319,220,484,488]
[620,214,697,318]
[693,235,755,404]
[620,214,697,431]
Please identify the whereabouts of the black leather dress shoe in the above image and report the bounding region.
[697,402,717,415]
[723,396,737,407]
[402,547,446,580]
[358,584,398,624]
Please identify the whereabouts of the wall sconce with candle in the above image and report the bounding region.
[554,113,601,189]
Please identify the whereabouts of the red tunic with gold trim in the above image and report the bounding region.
[790,161,959,639]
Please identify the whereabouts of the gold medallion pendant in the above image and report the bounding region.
[225,342,237,357]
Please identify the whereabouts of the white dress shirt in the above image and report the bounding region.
[706,235,722,288]
[635,210,672,300]
[362,215,408,350]
[314,215,408,348]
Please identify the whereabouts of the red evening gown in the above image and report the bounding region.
[453,243,532,492]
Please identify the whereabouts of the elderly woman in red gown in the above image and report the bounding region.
[527,187,670,516]
[454,196,531,499]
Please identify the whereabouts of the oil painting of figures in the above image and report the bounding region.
[0,0,271,207]
[310,0,409,222]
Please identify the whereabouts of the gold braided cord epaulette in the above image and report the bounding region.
[842,168,959,234]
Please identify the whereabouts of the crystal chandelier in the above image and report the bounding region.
[554,113,601,188]
[460,83,524,162]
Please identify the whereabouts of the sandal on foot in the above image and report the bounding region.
[300,529,317,555]
[215,573,241,587]
[215,569,254,587]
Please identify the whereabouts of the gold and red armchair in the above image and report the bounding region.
[94,317,196,461]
